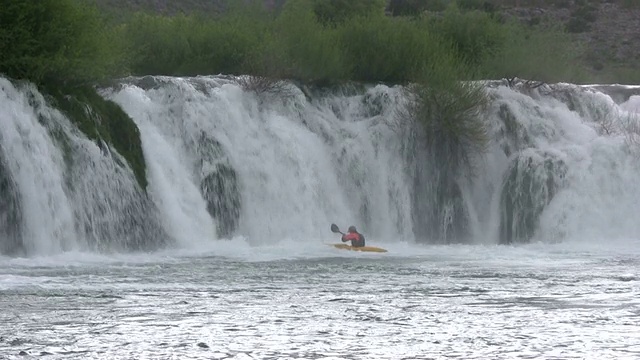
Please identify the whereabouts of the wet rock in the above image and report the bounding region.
[197,342,209,349]
[499,150,567,244]
[496,103,533,158]
[201,164,241,238]
[411,141,471,244]
[197,134,241,238]
[0,150,23,255]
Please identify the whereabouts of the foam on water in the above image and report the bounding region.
[1,235,638,272]
[1,239,638,359]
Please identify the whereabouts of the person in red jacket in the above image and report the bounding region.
[342,225,365,247]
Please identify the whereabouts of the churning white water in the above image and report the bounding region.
[1,240,639,359]
[0,79,78,254]
[105,76,414,246]
[0,78,164,256]
[483,83,640,243]
[103,77,640,248]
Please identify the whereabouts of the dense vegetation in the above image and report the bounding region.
[0,0,127,85]
[0,0,596,86]
[4,0,635,85]
[118,0,588,85]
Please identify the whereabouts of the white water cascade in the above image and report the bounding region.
[0,79,78,255]
[1,75,640,256]
[105,76,415,245]
[0,78,166,256]
[483,82,640,244]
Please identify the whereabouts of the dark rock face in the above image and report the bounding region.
[196,133,241,238]
[414,170,469,243]
[499,150,567,244]
[201,164,241,238]
[0,150,23,255]
[495,103,533,158]
[410,130,471,244]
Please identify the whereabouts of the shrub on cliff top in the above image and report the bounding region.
[266,0,348,83]
[428,4,507,68]
[337,15,450,83]
[0,0,127,84]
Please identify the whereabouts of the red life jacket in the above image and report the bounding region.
[342,232,362,244]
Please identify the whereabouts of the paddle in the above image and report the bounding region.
[331,223,345,235]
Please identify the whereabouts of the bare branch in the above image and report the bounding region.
[235,75,295,99]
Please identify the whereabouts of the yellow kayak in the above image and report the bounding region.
[331,243,388,253]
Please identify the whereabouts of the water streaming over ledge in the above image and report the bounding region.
[1,76,640,255]
[0,79,167,256]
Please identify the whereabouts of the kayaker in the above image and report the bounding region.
[341,226,365,248]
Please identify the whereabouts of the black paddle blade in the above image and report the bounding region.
[330,223,340,233]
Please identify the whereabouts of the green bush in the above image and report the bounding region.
[429,4,506,68]
[265,0,348,83]
[337,15,452,83]
[125,12,267,76]
[0,0,127,84]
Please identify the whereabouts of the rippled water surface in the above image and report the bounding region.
[1,241,639,359]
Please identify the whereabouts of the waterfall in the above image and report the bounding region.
[0,78,167,256]
[2,75,640,256]
[104,76,414,244]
